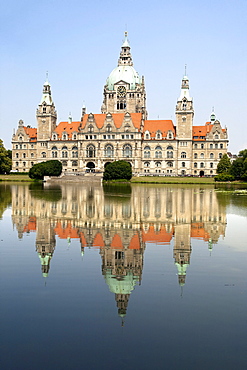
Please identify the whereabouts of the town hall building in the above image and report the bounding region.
[12,32,228,176]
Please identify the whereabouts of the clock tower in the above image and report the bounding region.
[101,32,147,118]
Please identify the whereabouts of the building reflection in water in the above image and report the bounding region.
[10,183,227,317]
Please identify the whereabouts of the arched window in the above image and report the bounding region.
[155,146,162,158]
[215,134,219,139]
[106,124,112,132]
[16,153,19,158]
[182,99,187,110]
[182,162,185,167]
[41,152,46,158]
[210,153,214,159]
[167,145,173,158]
[219,153,222,159]
[88,125,94,133]
[144,146,151,158]
[167,161,173,167]
[210,143,213,149]
[181,152,186,158]
[123,144,132,158]
[194,143,198,149]
[117,101,126,110]
[210,163,214,168]
[200,153,204,159]
[200,162,204,168]
[155,161,161,167]
[105,145,114,157]
[62,146,68,158]
[201,144,204,149]
[215,143,218,149]
[62,133,67,140]
[87,145,95,158]
[144,161,150,167]
[52,146,58,158]
[194,162,197,168]
[72,146,78,158]
[156,131,162,139]
[145,132,150,140]
[194,153,198,159]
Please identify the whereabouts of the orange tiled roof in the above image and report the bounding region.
[24,127,37,142]
[23,217,36,232]
[143,120,175,138]
[191,223,210,241]
[54,221,79,239]
[129,233,141,249]
[93,232,105,248]
[55,121,81,139]
[80,113,142,130]
[110,234,124,249]
[142,225,174,245]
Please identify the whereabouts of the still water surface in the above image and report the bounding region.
[0,182,246,370]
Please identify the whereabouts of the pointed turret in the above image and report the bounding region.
[36,75,57,142]
[175,71,194,140]
[118,31,133,66]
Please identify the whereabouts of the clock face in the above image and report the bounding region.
[117,85,126,97]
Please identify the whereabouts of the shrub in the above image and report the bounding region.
[214,173,235,182]
[29,160,62,180]
[103,161,132,181]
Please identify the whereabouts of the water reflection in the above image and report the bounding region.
[7,182,229,318]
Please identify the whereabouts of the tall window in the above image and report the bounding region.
[210,153,214,159]
[123,144,132,158]
[62,146,68,158]
[155,146,162,158]
[194,153,198,159]
[144,146,151,158]
[72,146,78,158]
[105,145,114,157]
[52,146,58,158]
[200,153,204,159]
[86,145,95,158]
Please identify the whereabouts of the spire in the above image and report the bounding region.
[178,68,192,102]
[118,31,133,66]
[40,73,53,105]
[210,108,216,123]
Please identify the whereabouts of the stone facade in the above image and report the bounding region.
[12,32,228,176]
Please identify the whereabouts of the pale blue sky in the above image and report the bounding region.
[1,0,246,153]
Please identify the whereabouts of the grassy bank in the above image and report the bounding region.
[0,173,33,182]
[131,176,216,184]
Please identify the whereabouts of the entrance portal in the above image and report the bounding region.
[199,170,204,177]
[86,162,95,173]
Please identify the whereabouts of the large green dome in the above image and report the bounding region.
[106,65,141,91]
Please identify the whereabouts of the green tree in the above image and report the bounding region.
[216,153,231,174]
[103,160,132,181]
[230,149,247,181]
[29,160,62,180]
[0,140,12,174]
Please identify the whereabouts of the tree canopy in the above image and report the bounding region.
[103,161,132,181]
[29,160,62,180]
[0,140,12,174]
[215,149,247,182]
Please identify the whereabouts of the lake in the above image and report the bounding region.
[0,182,246,370]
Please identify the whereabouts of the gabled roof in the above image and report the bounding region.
[80,113,142,130]
[55,121,81,139]
[24,127,37,141]
[193,122,226,140]
[143,120,175,138]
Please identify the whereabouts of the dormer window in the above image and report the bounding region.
[43,106,46,113]
[88,125,94,133]
[63,134,67,140]
[106,124,112,132]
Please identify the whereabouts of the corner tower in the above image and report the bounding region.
[37,76,57,141]
[101,32,147,118]
[175,73,194,139]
